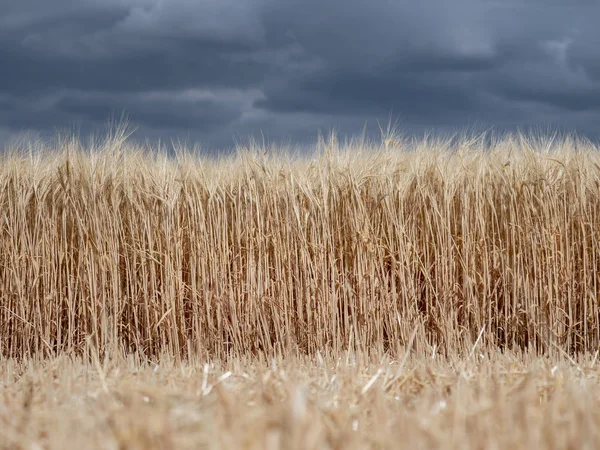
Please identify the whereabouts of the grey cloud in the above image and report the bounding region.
[255,68,483,120]
[114,0,266,45]
[0,0,272,97]
[0,93,76,129]
[486,62,600,113]
[255,1,600,138]
[2,0,600,150]
[55,91,242,130]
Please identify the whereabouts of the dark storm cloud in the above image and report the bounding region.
[0,44,268,95]
[0,93,75,129]
[0,2,268,95]
[2,0,600,149]
[255,62,493,119]
[257,1,600,127]
[55,91,242,130]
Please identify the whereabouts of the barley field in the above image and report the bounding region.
[2,129,600,448]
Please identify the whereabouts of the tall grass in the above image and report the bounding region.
[1,130,600,359]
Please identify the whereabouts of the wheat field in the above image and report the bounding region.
[2,129,600,448]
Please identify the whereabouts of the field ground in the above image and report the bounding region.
[2,351,600,449]
[2,130,600,448]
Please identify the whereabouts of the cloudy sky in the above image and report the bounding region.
[1,0,599,151]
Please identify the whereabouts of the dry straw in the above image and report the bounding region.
[1,129,600,359]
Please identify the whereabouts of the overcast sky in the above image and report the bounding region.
[1,0,600,152]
